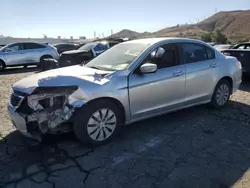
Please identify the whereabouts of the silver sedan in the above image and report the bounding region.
[0,42,59,71]
[8,38,242,145]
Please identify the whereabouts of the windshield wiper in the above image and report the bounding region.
[87,65,115,71]
[87,66,103,70]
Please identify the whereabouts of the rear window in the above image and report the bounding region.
[181,43,215,64]
[24,43,46,50]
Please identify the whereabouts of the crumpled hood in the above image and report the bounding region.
[13,65,113,94]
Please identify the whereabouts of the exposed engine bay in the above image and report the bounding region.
[11,86,83,141]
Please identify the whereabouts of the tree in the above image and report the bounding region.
[201,32,212,42]
[211,30,228,43]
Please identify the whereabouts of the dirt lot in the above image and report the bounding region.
[0,67,250,188]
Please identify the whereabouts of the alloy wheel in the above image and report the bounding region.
[87,108,117,141]
[216,84,230,106]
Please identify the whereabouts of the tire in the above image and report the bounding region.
[73,100,122,146]
[211,79,231,109]
[38,55,52,70]
[0,60,5,72]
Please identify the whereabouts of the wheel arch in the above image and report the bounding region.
[40,54,53,61]
[0,59,6,66]
[84,97,126,125]
[217,76,233,94]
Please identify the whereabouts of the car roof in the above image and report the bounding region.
[53,43,78,45]
[237,42,250,45]
[124,37,208,46]
[8,42,47,46]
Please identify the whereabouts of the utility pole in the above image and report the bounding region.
[94,31,96,39]
[111,29,113,38]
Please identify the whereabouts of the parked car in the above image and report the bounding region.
[8,38,242,145]
[221,42,250,74]
[52,43,85,54]
[0,44,6,49]
[0,42,59,71]
[231,42,250,50]
[207,42,221,46]
[214,44,234,51]
[58,39,123,67]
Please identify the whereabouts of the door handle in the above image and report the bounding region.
[210,63,216,68]
[173,70,184,77]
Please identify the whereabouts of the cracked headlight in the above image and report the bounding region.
[28,86,78,110]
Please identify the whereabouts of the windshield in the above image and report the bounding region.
[0,44,8,51]
[78,42,96,51]
[85,43,149,71]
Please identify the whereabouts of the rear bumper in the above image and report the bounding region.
[8,104,34,139]
[233,81,241,93]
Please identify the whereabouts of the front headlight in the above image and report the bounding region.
[28,86,78,110]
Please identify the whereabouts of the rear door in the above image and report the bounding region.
[4,43,27,65]
[24,43,46,64]
[180,43,218,103]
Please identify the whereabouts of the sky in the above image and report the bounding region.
[1,0,249,39]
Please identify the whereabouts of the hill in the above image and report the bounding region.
[110,29,141,39]
[112,10,250,42]
[197,10,250,41]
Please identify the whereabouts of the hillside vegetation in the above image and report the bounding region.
[112,10,250,42]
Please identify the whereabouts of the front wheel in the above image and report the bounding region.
[211,79,231,108]
[73,100,122,146]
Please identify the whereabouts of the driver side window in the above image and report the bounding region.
[142,44,178,69]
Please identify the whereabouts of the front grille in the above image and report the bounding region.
[10,93,24,108]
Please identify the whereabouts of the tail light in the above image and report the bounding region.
[236,61,242,70]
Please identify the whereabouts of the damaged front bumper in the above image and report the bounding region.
[8,87,86,141]
[8,104,35,139]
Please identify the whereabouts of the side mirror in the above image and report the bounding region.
[150,47,165,59]
[140,63,157,74]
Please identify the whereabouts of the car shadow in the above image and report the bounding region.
[0,100,250,187]
[240,74,250,92]
[0,66,38,75]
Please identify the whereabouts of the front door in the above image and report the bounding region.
[128,43,186,120]
[4,43,27,65]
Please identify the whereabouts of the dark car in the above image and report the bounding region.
[221,42,250,74]
[58,39,123,67]
[52,43,84,54]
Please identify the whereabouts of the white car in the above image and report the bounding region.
[0,42,59,71]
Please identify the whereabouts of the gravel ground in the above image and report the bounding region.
[0,67,250,188]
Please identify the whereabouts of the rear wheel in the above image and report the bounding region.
[38,55,52,70]
[73,100,122,146]
[211,79,231,108]
[0,60,5,71]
